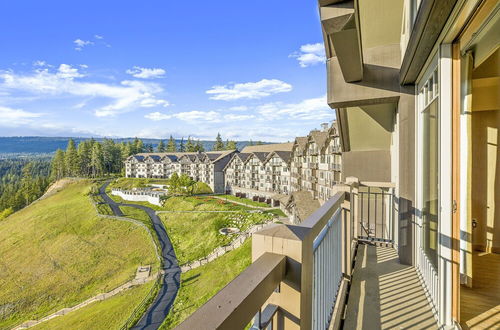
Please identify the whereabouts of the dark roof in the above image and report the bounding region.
[252,152,269,162]
[274,151,292,163]
[235,153,252,162]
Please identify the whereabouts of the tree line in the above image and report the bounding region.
[49,133,241,181]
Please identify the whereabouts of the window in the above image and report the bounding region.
[420,67,439,270]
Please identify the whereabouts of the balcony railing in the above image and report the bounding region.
[178,178,397,329]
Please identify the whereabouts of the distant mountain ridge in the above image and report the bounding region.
[0,137,272,154]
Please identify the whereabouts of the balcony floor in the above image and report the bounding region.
[343,244,438,329]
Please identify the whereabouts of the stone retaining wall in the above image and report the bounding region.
[180,221,272,272]
[13,274,157,329]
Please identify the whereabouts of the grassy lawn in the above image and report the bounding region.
[161,208,272,265]
[33,281,155,330]
[217,194,271,208]
[160,239,252,329]
[162,196,251,212]
[0,180,157,329]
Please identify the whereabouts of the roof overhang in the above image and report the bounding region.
[320,0,363,82]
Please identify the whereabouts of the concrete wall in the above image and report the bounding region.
[341,150,391,182]
[111,190,162,206]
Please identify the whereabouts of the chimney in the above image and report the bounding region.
[321,123,328,131]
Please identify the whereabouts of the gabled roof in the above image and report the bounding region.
[161,155,179,162]
[264,151,292,164]
[308,130,329,149]
[127,155,145,162]
[274,151,292,164]
[241,142,293,153]
[146,155,162,162]
[251,152,269,163]
[293,137,308,152]
[234,153,251,162]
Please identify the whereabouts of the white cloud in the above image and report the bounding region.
[126,66,166,79]
[229,105,249,111]
[0,66,169,117]
[0,106,43,126]
[33,60,50,67]
[74,39,94,51]
[206,79,292,101]
[257,95,332,120]
[290,43,326,68]
[224,114,254,121]
[145,111,254,123]
[56,64,84,79]
[94,34,104,39]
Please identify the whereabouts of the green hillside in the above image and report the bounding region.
[0,180,158,329]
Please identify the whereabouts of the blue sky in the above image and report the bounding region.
[0,0,334,142]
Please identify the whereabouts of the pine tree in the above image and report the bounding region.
[166,135,177,152]
[77,140,92,177]
[90,143,104,178]
[179,138,185,152]
[226,140,237,150]
[213,133,224,151]
[157,140,165,152]
[65,139,79,176]
[135,138,145,153]
[195,140,205,152]
[185,137,195,152]
[50,149,66,180]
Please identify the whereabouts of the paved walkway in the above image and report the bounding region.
[344,244,438,330]
[99,182,180,330]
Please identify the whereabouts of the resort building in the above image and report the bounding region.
[177,1,500,329]
[223,143,294,205]
[290,122,342,204]
[124,150,235,193]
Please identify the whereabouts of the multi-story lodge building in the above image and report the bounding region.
[177,1,499,330]
[223,143,293,205]
[124,150,235,193]
[290,122,342,204]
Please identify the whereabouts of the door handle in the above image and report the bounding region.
[472,218,478,229]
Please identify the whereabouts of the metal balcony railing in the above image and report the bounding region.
[177,179,397,330]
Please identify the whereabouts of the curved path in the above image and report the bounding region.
[99,182,180,330]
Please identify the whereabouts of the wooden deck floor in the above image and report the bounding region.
[460,251,500,329]
[343,244,437,329]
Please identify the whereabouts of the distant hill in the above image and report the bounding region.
[0,137,269,154]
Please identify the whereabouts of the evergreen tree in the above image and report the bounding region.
[225,140,237,150]
[77,140,92,177]
[50,149,66,180]
[135,138,145,153]
[194,140,205,152]
[157,140,165,152]
[65,139,79,176]
[213,133,224,151]
[179,138,185,152]
[185,137,195,152]
[90,143,104,178]
[166,135,177,152]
